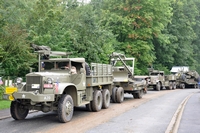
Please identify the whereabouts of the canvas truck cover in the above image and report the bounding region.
[170,66,189,73]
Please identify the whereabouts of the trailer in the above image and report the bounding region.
[170,66,199,89]
[109,52,146,102]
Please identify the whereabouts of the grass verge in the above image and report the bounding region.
[0,100,11,110]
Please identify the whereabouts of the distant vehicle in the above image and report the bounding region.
[148,68,176,91]
[176,70,199,89]
[171,66,199,89]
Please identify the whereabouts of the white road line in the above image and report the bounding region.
[165,93,193,133]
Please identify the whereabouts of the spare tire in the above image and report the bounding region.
[180,74,186,81]
[85,62,91,75]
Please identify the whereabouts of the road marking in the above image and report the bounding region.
[165,93,193,133]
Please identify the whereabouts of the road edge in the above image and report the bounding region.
[165,93,193,133]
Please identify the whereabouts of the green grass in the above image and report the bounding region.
[0,100,11,110]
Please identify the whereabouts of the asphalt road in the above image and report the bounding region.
[86,89,199,133]
[0,89,199,133]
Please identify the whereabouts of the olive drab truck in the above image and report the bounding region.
[148,68,176,91]
[3,49,113,123]
[171,66,199,89]
[109,52,147,101]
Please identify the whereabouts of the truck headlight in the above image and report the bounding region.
[46,78,54,84]
[16,77,23,84]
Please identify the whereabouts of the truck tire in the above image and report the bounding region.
[91,90,102,112]
[10,101,29,120]
[58,94,74,123]
[111,87,117,103]
[133,93,138,99]
[136,90,144,99]
[173,82,176,90]
[156,82,161,91]
[85,62,91,75]
[116,87,124,103]
[102,89,110,109]
[181,84,185,89]
[169,82,173,90]
[194,84,197,89]
[86,102,93,112]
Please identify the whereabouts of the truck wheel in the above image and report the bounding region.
[10,101,29,120]
[181,84,185,89]
[194,84,197,89]
[86,102,93,112]
[91,90,102,112]
[173,82,176,90]
[133,93,138,99]
[156,82,161,91]
[85,62,91,75]
[116,87,124,103]
[169,82,173,90]
[111,87,117,103]
[102,89,110,109]
[58,94,74,123]
[136,90,143,99]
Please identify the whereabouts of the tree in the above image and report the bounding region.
[100,0,173,74]
[166,0,198,70]
[0,25,36,77]
[0,0,36,77]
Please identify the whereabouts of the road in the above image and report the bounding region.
[0,89,199,133]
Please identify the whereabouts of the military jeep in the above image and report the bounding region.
[3,50,113,123]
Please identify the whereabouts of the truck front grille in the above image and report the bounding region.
[26,76,43,93]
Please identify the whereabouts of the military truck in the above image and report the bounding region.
[3,50,113,123]
[148,69,176,91]
[171,66,199,89]
[109,52,146,101]
[176,70,199,89]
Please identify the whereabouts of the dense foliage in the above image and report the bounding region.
[0,0,200,77]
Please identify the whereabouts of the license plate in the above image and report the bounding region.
[5,87,18,94]
[44,84,53,88]
[32,84,40,89]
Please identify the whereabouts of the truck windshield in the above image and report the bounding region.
[40,61,69,71]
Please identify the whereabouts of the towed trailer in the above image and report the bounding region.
[109,52,147,103]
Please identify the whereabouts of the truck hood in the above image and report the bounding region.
[26,72,70,83]
[27,72,69,77]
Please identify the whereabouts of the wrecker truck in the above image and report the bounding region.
[109,52,147,102]
[3,49,113,123]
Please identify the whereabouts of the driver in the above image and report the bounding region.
[65,63,77,74]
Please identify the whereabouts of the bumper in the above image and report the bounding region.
[4,92,55,102]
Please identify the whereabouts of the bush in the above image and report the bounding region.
[0,85,5,100]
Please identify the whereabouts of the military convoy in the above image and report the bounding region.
[3,50,147,123]
[2,48,199,123]
[147,66,199,91]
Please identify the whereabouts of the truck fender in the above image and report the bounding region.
[54,83,77,94]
